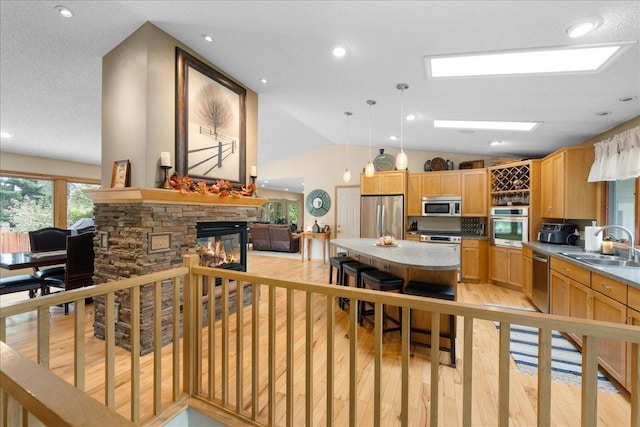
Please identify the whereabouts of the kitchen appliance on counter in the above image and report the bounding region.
[419,230,461,281]
[421,196,461,217]
[538,223,578,245]
[361,195,404,239]
[490,206,528,248]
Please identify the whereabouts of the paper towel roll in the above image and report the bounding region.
[584,226,602,252]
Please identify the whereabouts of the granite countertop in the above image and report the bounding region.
[331,238,459,271]
[523,242,640,289]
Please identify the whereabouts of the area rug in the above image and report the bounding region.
[493,320,618,393]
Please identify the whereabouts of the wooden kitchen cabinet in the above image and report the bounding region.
[488,245,522,289]
[548,253,635,390]
[550,269,570,316]
[567,280,590,346]
[522,246,533,299]
[461,238,487,283]
[461,169,488,216]
[592,289,627,385]
[627,304,640,388]
[360,171,407,195]
[421,171,461,196]
[407,173,422,216]
[540,146,597,219]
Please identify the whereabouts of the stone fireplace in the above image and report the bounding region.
[86,188,265,354]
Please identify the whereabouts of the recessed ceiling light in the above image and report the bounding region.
[566,16,603,38]
[1,131,14,139]
[595,111,612,116]
[434,120,540,131]
[426,42,634,78]
[202,34,214,43]
[619,96,637,102]
[406,114,416,121]
[260,78,268,84]
[54,5,74,18]
[490,141,503,146]
[332,46,347,58]
[389,135,398,141]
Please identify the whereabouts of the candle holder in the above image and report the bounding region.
[161,166,172,189]
[250,175,257,197]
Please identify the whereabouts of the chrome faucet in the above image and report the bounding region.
[594,225,637,260]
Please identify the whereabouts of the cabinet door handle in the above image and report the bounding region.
[601,284,612,291]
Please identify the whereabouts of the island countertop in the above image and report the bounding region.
[330,238,459,271]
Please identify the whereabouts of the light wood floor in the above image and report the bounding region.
[1,252,632,426]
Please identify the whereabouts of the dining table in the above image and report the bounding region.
[0,250,67,271]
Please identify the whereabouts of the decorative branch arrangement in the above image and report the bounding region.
[169,173,255,198]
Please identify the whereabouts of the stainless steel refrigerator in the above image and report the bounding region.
[360,195,404,238]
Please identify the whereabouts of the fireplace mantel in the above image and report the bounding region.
[85,187,267,206]
[89,187,264,354]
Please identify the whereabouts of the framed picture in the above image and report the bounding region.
[111,160,131,188]
[176,47,247,187]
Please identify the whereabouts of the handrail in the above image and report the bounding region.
[0,255,638,426]
[0,341,134,426]
[189,262,640,427]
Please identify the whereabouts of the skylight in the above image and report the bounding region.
[433,120,540,131]
[426,42,634,78]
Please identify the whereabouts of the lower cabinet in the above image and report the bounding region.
[550,270,570,316]
[522,246,533,299]
[489,245,522,288]
[461,239,487,283]
[548,254,633,390]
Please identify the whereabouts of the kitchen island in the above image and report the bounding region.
[331,238,460,355]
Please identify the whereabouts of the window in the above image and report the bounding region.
[607,178,637,241]
[67,182,100,227]
[0,176,54,252]
[0,173,100,253]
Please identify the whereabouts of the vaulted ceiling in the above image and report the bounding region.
[1,1,639,172]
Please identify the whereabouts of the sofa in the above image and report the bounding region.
[249,223,300,253]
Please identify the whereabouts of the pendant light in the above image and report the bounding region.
[342,111,353,183]
[395,83,409,171]
[364,100,376,177]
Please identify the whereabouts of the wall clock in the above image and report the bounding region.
[306,189,331,217]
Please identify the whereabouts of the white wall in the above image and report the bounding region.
[0,152,100,180]
[260,143,495,259]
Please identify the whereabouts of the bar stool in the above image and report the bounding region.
[341,262,377,311]
[329,255,356,285]
[359,270,403,333]
[402,280,456,367]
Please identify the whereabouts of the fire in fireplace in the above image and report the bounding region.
[196,221,248,273]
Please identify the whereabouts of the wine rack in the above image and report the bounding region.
[490,163,531,206]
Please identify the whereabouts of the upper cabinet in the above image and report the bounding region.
[360,171,407,195]
[540,146,597,219]
[461,169,488,216]
[407,174,422,216]
[421,170,461,196]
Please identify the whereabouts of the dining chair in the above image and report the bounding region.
[28,227,71,286]
[44,231,95,315]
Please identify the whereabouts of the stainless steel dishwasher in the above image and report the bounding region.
[531,251,550,313]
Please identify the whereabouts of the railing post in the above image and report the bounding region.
[183,254,200,396]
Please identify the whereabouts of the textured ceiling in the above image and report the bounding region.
[1,1,639,184]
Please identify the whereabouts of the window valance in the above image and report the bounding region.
[587,126,640,182]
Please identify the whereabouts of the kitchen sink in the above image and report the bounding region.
[559,252,640,268]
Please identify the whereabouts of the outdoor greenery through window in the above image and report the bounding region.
[607,178,637,241]
[67,182,100,227]
[0,175,100,253]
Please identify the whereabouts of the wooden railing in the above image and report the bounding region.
[1,254,639,426]
[0,266,190,426]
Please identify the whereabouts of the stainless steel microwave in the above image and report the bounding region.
[421,196,461,217]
